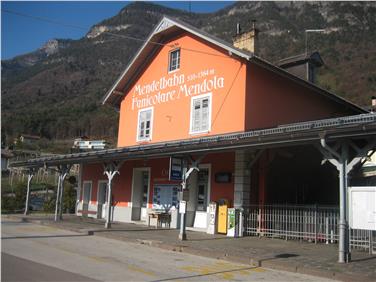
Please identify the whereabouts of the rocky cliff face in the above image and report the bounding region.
[2,1,376,149]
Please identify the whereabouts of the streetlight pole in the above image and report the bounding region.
[305,29,325,54]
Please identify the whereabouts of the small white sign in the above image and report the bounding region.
[179,201,186,214]
[207,202,217,234]
[349,186,376,231]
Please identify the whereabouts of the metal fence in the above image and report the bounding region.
[243,204,375,253]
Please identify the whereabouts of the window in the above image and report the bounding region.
[97,181,108,205]
[137,107,153,141]
[168,49,180,72]
[82,182,92,204]
[190,93,211,134]
[152,184,179,211]
[141,171,149,208]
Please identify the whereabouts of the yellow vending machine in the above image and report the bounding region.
[217,199,229,234]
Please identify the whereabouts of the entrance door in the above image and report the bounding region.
[131,168,150,221]
[197,169,209,211]
[194,166,210,228]
[82,181,92,216]
[97,181,108,219]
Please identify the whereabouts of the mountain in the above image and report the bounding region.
[2,1,376,151]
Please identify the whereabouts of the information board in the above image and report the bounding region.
[169,157,183,181]
[349,186,376,230]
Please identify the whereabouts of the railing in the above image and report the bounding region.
[243,204,375,253]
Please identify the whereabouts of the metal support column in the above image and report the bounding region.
[54,164,71,221]
[103,161,122,229]
[179,167,188,241]
[319,137,376,263]
[54,175,62,221]
[24,169,36,215]
[338,143,349,263]
[178,155,203,241]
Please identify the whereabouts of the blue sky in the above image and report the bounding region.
[1,1,234,60]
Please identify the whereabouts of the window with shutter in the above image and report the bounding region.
[190,93,212,134]
[137,107,153,141]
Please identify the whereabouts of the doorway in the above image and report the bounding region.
[131,168,150,221]
[193,165,211,228]
[97,180,108,219]
[82,181,92,216]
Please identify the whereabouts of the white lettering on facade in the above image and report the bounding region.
[131,69,225,110]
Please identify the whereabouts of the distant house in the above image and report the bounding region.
[1,149,14,172]
[72,138,107,151]
[277,51,324,84]
[15,134,41,145]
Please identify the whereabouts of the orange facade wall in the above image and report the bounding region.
[204,152,235,206]
[118,33,247,147]
[81,163,107,203]
[81,152,235,207]
[245,63,355,130]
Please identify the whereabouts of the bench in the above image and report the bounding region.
[148,212,171,228]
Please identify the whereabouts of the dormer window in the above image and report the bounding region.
[168,49,180,72]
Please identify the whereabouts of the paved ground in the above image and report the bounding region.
[3,214,376,281]
[2,253,98,282]
[1,218,333,282]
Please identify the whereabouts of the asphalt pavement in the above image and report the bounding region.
[2,214,376,281]
[1,217,334,282]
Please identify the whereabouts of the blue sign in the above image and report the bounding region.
[169,157,182,181]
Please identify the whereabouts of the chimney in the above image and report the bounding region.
[233,20,259,54]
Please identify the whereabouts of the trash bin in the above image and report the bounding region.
[217,199,229,234]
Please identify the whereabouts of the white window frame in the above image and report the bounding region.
[136,106,154,142]
[189,92,212,135]
[82,181,92,204]
[168,48,180,73]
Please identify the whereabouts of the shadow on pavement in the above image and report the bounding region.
[187,236,234,242]
[2,234,89,240]
[90,228,177,233]
[257,253,300,265]
[351,256,376,263]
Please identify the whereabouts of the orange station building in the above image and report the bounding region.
[72,16,370,229]
[12,16,376,263]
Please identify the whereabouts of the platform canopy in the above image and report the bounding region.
[10,114,376,169]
